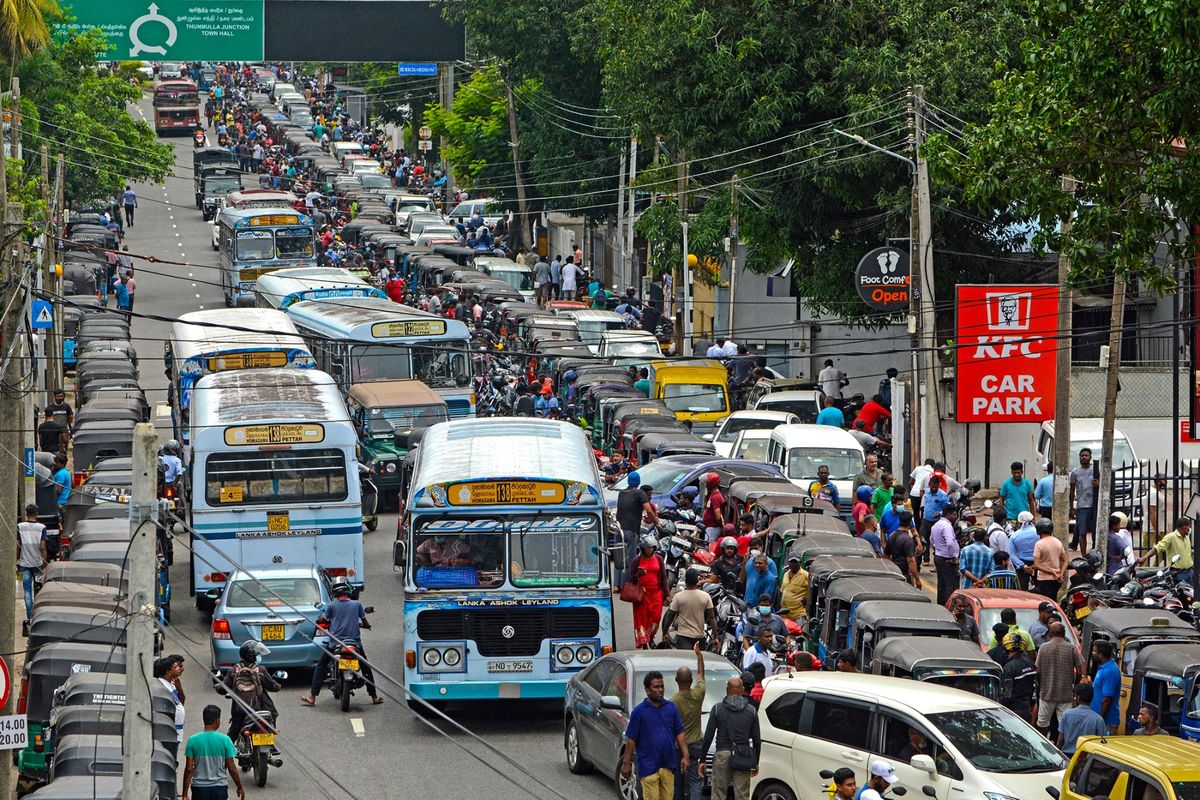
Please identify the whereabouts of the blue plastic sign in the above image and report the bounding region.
[30,300,52,330]
[397,63,438,77]
[23,447,33,478]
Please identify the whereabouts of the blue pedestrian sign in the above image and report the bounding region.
[23,447,34,478]
[397,63,438,76]
[30,300,52,330]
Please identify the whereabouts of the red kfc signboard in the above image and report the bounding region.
[956,284,1058,422]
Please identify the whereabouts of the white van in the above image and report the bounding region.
[765,423,863,512]
[1035,418,1145,521]
[753,672,1066,800]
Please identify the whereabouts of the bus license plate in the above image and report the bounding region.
[250,733,275,746]
[267,513,289,532]
[487,660,534,673]
[338,658,359,671]
[260,624,285,641]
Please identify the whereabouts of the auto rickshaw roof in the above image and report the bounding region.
[873,636,1001,672]
[807,554,902,581]
[772,511,851,535]
[1133,641,1200,677]
[823,575,924,604]
[1082,607,1200,639]
[727,477,801,503]
[347,379,445,408]
[755,493,830,516]
[638,432,715,456]
[20,776,123,800]
[853,599,958,628]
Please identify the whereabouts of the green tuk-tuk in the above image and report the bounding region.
[871,637,1002,700]
[346,380,448,509]
[636,432,716,465]
[724,477,805,522]
[850,599,962,669]
[768,515,859,575]
[816,575,926,664]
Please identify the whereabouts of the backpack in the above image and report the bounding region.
[232,664,262,710]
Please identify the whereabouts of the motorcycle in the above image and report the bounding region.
[193,130,207,148]
[328,642,369,712]
[235,709,283,786]
[704,582,747,663]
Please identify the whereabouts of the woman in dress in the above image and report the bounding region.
[625,535,669,648]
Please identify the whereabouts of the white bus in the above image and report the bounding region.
[253,267,387,310]
[188,368,364,610]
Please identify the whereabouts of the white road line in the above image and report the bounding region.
[195,293,201,298]
[350,718,365,737]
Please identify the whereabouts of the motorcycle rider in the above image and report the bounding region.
[708,536,745,592]
[221,641,280,745]
[158,439,184,487]
[299,581,383,707]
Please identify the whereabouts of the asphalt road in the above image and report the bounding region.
[125,97,633,800]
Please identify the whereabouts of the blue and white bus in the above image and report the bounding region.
[215,208,317,307]
[253,267,387,311]
[286,297,475,418]
[396,418,613,706]
[188,368,363,609]
[166,308,315,445]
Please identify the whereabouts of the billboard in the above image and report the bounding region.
[955,284,1058,423]
[854,245,910,312]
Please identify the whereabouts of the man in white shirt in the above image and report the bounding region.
[721,339,738,358]
[909,458,935,505]
[741,627,775,673]
[706,339,728,359]
[818,359,845,399]
[858,760,900,800]
[305,190,322,213]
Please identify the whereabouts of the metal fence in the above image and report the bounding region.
[1069,367,1187,418]
[1107,459,1199,559]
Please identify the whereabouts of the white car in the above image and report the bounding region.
[752,389,823,424]
[597,330,661,358]
[707,409,799,457]
[752,672,1066,800]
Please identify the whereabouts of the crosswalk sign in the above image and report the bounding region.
[31,300,52,330]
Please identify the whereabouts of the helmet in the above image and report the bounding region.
[164,439,180,455]
[856,485,873,502]
[705,472,720,489]
[744,609,762,627]
[720,536,738,550]
[491,375,506,390]
[1017,511,1035,525]
[963,478,982,494]
[1035,518,1054,536]
[240,640,268,662]
[1002,631,1025,652]
[639,534,658,551]
[627,471,641,487]
[330,580,353,598]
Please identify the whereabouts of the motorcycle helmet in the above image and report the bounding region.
[491,375,506,390]
[719,536,738,551]
[164,439,181,455]
[1002,631,1025,653]
[963,478,982,494]
[1016,510,1035,525]
[705,472,720,489]
[330,580,353,598]
[240,640,269,662]
[638,534,658,551]
[1035,518,1054,536]
[627,471,642,487]
[744,609,762,628]
[856,485,873,502]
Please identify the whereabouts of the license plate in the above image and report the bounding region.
[267,514,289,533]
[487,660,534,673]
[338,658,359,670]
[250,733,275,746]
[261,624,285,641]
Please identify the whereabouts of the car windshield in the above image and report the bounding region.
[734,436,768,462]
[608,339,660,357]
[611,460,695,491]
[759,399,819,424]
[1072,439,1136,469]
[206,178,241,194]
[1172,785,1200,800]
[662,383,726,413]
[366,404,448,436]
[226,577,321,610]
[978,608,1080,648]
[717,416,782,443]
[511,515,603,588]
[786,447,862,480]
[925,707,1065,773]
[360,174,391,189]
[492,269,533,292]
[412,519,504,588]
[635,665,740,714]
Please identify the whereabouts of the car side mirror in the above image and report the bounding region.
[363,606,375,614]
[819,770,835,780]
[891,788,907,797]
[600,695,623,711]
[910,755,937,774]
[701,433,713,442]
[922,788,937,799]
[273,671,288,680]
[1044,788,1060,800]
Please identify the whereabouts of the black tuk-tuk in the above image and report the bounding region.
[70,419,136,474]
[768,513,855,572]
[32,582,126,615]
[20,776,122,800]
[41,560,125,589]
[340,218,393,246]
[724,477,805,521]
[871,637,1002,700]
[636,432,716,465]
[78,378,142,407]
[27,606,127,654]
[816,576,927,662]
[621,417,691,461]
[1127,642,1200,738]
[850,599,962,669]
[49,734,176,800]
[603,397,671,445]
[751,493,836,532]
[804,555,902,643]
[432,243,476,266]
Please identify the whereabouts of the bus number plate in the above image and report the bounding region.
[487,660,533,673]
[267,514,289,533]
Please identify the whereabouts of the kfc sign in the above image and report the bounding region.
[956,284,1058,422]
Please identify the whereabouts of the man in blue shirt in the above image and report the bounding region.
[1090,641,1122,733]
[1007,511,1039,591]
[999,461,1035,517]
[1034,464,1054,518]
[621,671,688,800]
[300,582,382,707]
[743,553,778,606]
[122,185,137,227]
[815,397,844,427]
[919,476,949,565]
[52,453,70,508]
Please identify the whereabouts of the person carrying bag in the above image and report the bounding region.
[699,675,761,800]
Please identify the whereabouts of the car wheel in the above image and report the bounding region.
[614,762,640,800]
[753,780,797,800]
[565,719,592,775]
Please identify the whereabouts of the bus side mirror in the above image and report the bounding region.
[394,429,412,449]
[393,539,406,575]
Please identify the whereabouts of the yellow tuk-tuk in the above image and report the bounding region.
[645,359,730,437]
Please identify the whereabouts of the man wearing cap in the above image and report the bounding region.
[999,631,1038,723]
[1007,511,1039,591]
[779,556,809,622]
[616,472,657,585]
[856,761,899,800]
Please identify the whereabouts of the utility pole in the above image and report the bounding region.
[625,135,637,283]
[912,85,939,461]
[1099,275,1127,519]
[438,63,455,203]
[0,90,15,797]
[1052,176,1076,546]
[123,422,157,800]
[677,156,691,352]
[907,89,922,471]
[615,146,626,286]
[727,173,739,337]
[50,155,64,393]
[503,81,529,252]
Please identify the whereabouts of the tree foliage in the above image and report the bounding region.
[927,0,1200,292]
[0,0,55,61]
[422,65,513,193]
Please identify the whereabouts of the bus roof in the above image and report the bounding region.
[287,297,470,342]
[191,368,348,428]
[170,308,308,362]
[256,268,382,306]
[217,207,313,226]
[412,418,602,498]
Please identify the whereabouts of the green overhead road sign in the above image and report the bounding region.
[53,0,264,61]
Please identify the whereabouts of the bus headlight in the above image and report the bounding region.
[422,648,442,667]
[551,639,600,672]
[556,646,574,665]
[418,643,465,672]
[575,646,594,664]
[441,647,461,667]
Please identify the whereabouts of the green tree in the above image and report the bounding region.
[422,65,513,193]
[20,26,173,203]
[927,0,1200,291]
[0,0,56,61]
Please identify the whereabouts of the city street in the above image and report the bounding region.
[125,97,634,800]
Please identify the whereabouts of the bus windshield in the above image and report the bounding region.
[276,227,315,258]
[412,345,470,388]
[492,269,533,292]
[412,519,504,588]
[234,228,314,261]
[236,231,275,260]
[511,517,603,588]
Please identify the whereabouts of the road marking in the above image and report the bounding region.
[350,718,365,737]
[195,293,201,298]
[155,403,171,418]
[188,272,193,277]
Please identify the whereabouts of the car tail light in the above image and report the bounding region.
[324,567,347,578]
[204,572,227,583]
[212,618,231,640]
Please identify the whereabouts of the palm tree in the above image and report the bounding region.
[0,0,58,61]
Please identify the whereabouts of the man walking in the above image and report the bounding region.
[17,504,47,636]
[181,705,245,800]
[669,644,706,800]
[615,472,657,585]
[122,185,137,227]
[661,569,716,650]
[1035,622,1084,736]
[699,676,760,800]
[817,359,845,400]
[930,506,960,606]
[1069,448,1099,552]
[1032,518,1068,599]
[621,672,689,800]
[533,254,551,305]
